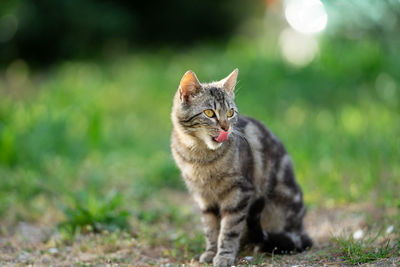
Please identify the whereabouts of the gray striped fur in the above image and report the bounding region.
[171,70,312,267]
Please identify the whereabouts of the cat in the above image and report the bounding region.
[170,69,312,267]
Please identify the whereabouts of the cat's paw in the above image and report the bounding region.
[199,250,215,263]
[212,254,235,267]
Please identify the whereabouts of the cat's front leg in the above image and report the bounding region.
[199,205,220,263]
[213,192,252,267]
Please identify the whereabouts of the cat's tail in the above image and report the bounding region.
[246,197,312,254]
[259,231,312,254]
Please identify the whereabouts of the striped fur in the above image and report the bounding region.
[171,70,312,267]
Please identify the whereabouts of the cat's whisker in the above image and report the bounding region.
[234,81,242,96]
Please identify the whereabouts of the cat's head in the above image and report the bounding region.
[172,69,239,150]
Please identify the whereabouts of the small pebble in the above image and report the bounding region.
[353,229,363,240]
[48,247,59,254]
[386,225,394,234]
[244,256,253,262]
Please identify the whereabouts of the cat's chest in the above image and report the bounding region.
[172,145,234,182]
[179,160,223,184]
[181,162,238,201]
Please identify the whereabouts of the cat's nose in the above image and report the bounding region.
[220,122,229,131]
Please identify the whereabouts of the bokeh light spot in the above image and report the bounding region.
[341,107,364,135]
[6,60,29,89]
[279,28,319,67]
[285,0,328,34]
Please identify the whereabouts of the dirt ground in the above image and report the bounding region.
[0,194,399,266]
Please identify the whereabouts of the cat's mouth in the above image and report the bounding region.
[212,130,229,143]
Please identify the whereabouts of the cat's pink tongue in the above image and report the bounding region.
[215,130,228,143]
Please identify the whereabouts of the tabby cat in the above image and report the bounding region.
[170,69,312,267]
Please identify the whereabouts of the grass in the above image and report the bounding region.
[0,32,399,265]
[331,206,400,265]
[59,189,130,235]
[334,233,398,264]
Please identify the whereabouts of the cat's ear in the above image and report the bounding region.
[179,70,201,102]
[221,68,238,96]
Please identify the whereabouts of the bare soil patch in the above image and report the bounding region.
[0,193,398,266]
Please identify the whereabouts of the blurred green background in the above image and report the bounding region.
[0,0,399,227]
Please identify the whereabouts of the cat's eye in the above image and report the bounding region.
[227,108,234,117]
[204,109,215,118]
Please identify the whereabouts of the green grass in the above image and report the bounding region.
[59,189,130,235]
[0,34,399,245]
[334,233,398,264]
